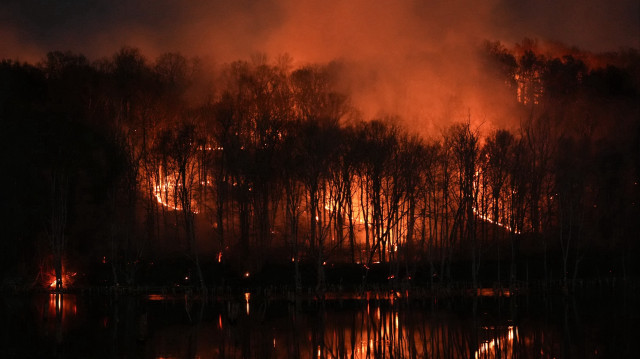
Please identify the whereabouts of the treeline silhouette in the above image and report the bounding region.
[1,41,638,291]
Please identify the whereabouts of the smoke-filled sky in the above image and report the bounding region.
[1,0,638,133]
[2,0,638,60]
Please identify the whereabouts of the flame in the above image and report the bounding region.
[473,207,521,234]
[152,165,201,214]
[475,326,517,359]
[147,294,170,301]
[244,292,251,315]
[48,269,76,289]
[476,287,511,297]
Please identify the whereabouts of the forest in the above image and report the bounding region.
[1,40,639,293]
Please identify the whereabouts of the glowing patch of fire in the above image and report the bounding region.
[49,271,77,289]
[475,326,517,359]
[152,168,200,214]
[473,207,521,234]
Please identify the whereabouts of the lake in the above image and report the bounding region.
[1,288,636,358]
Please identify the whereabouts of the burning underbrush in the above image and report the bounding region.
[41,265,78,290]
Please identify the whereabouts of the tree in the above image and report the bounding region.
[482,129,515,283]
[156,121,205,289]
[0,61,47,284]
[353,120,400,265]
[554,135,590,290]
[48,169,68,291]
[522,115,556,282]
[393,133,426,279]
[447,122,480,288]
[298,119,341,292]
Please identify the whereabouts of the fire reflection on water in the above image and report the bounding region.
[47,293,77,322]
[475,326,517,359]
[313,304,520,359]
[244,292,250,316]
[36,293,520,359]
[38,293,79,344]
[8,291,625,358]
[190,296,520,358]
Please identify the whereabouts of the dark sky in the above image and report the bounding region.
[1,0,638,62]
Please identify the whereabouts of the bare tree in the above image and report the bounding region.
[448,122,480,288]
[483,129,515,284]
[157,122,205,289]
[48,169,68,291]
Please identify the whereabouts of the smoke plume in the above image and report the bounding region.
[1,0,637,134]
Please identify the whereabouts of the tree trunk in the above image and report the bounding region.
[49,170,68,291]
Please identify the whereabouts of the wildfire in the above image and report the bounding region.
[152,165,201,214]
[475,326,517,359]
[473,207,521,234]
[48,270,77,289]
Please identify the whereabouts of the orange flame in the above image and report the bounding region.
[48,270,77,289]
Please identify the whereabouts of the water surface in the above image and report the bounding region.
[1,289,636,358]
